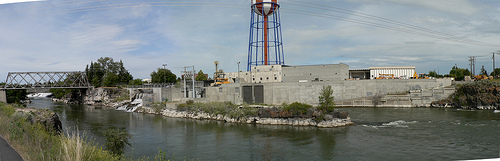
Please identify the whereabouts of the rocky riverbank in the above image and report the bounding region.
[13,108,62,134]
[137,105,353,128]
[431,81,500,110]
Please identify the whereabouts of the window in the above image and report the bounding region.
[219,87,223,93]
[274,77,277,80]
[266,77,269,80]
[235,87,239,93]
[260,77,263,80]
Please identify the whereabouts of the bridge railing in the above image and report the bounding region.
[126,83,175,88]
[2,71,90,89]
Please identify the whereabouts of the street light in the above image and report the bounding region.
[162,64,167,86]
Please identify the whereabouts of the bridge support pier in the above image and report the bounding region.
[0,90,6,103]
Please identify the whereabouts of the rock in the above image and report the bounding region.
[14,108,62,134]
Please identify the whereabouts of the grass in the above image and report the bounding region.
[0,102,119,161]
[0,102,194,161]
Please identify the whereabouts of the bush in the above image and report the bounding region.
[283,102,312,116]
[104,128,132,157]
[152,101,166,114]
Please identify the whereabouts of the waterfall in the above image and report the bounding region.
[116,92,144,112]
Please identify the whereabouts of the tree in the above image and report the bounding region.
[6,90,27,104]
[85,57,133,87]
[195,70,208,81]
[480,65,488,76]
[491,68,500,78]
[449,66,471,81]
[318,85,335,113]
[150,68,176,84]
[129,79,143,85]
[428,70,438,78]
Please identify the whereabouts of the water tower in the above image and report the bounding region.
[247,0,284,71]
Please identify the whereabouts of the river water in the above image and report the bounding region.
[29,99,500,160]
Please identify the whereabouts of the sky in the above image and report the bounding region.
[1,0,500,82]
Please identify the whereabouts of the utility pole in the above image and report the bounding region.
[162,64,167,86]
[469,56,476,76]
[493,52,495,78]
[183,67,187,97]
[192,66,195,99]
[237,62,240,83]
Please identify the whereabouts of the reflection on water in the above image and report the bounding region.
[28,99,500,160]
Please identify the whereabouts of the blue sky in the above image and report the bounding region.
[1,0,500,81]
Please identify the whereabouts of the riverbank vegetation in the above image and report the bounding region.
[0,102,120,161]
[432,80,500,109]
[0,103,183,161]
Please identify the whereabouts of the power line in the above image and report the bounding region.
[282,9,499,47]
[0,2,246,23]
[281,0,500,47]
[1,0,498,47]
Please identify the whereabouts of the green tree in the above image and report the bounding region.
[449,66,471,81]
[6,90,27,104]
[428,70,438,78]
[104,128,132,157]
[128,79,143,85]
[491,68,500,78]
[318,85,335,113]
[480,65,488,76]
[195,70,208,81]
[85,57,133,87]
[150,68,177,84]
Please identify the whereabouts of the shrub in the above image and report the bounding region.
[152,101,166,114]
[104,128,132,157]
[283,102,312,116]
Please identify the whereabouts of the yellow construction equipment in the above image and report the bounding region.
[418,73,430,79]
[211,78,231,86]
[474,75,490,81]
[412,71,430,79]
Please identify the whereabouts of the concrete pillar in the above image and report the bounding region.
[0,90,6,103]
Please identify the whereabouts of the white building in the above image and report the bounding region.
[369,66,415,79]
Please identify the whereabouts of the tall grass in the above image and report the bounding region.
[0,103,119,161]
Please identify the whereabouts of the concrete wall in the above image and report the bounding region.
[282,63,349,83]
[0,90,6,103]
[198,79,452,105]
[203,83,242,104]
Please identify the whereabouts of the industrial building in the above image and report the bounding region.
[369,66,415,79]
[225,63,349,83]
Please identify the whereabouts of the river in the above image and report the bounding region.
[28,98,500,160]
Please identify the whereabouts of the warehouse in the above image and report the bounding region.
[369,66,415,79]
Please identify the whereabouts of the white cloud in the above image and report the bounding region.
[0,0,43,5]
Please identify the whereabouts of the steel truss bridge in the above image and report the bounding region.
[1,71,90,89]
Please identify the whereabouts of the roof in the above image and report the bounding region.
[369,66,416,69]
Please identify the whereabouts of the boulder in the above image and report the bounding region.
[14,108,62,134]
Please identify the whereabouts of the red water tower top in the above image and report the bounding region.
[252,0,279,16]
